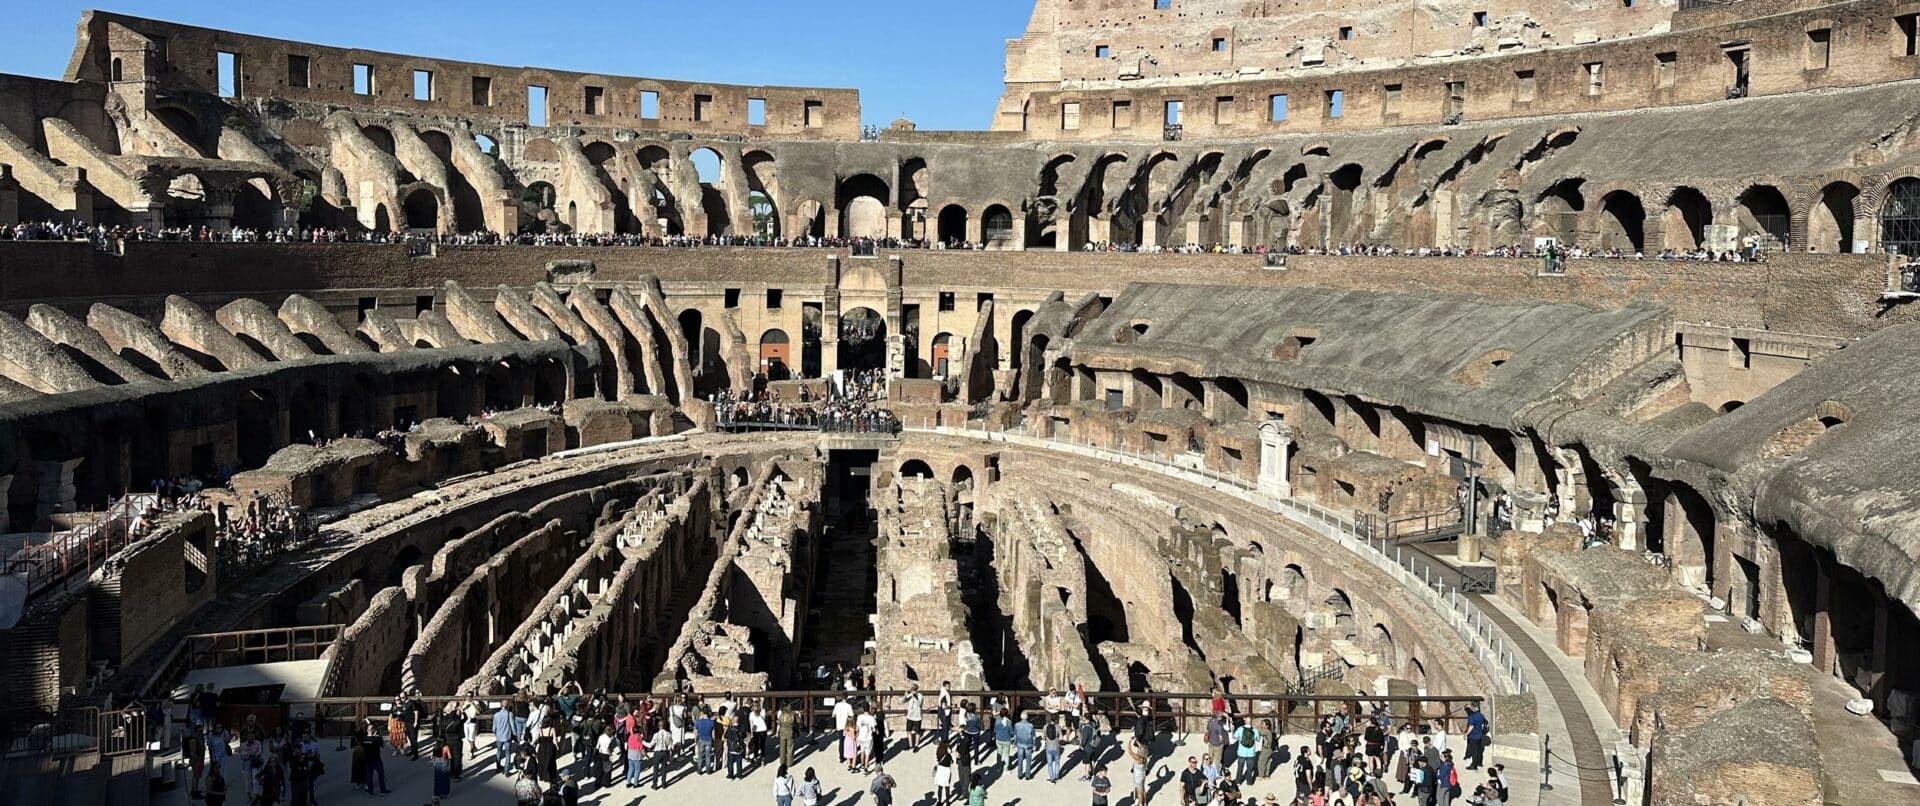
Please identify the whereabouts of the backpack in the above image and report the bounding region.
[1273,745,1291,764]
[1238,727,1257,749]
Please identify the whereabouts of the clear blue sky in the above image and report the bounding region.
[0,1,1034,131]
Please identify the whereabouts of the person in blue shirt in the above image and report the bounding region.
[490,704,517,775]
[993,710,1015,770]
[1464,705,1489,770]
[693,710,718,774]
[1012,713,1037,780]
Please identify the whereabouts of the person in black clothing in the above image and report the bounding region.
[1179,756,1206,805]
[402,691,426,760]
[439,707,466,780]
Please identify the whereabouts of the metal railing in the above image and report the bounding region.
[186,624,343,670]
[3,706,146,760]
[916,423,1530,696]
[282,690,1481,743]
[3,494,161,599]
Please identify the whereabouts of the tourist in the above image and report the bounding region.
[431,743,452,798]
[994,709,1015,769]
[1181,756,1207,804]
[360,723,391,795]
[695,708,717,774]
[204,763,228,806]
[868,764,898,806]
[905,685,925,750]
[1128,737,1152,805]
[1012,711,1037,779]
[966,772,988,806]
[624,722,644,787]
[774,765,795,806]
[493,704,517,775]
[1206,710,1231,772]
[1044,714,1066,782]
[1233,716,1261,786]
[1463,706,1488,770]
[798,767,824,806]
[1091,763,1114,806]
[648,718,673,789]
[933,744,957,802]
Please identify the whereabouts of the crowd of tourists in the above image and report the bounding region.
[713,370,897,433]
[162,670,1506,806]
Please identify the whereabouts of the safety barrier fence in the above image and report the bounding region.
[280,690,1482,745]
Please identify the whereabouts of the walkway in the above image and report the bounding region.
[1473,595,1616,806]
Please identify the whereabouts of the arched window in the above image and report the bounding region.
[1881,178,1920,258]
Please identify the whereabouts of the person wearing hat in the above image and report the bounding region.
[555,770,580,806]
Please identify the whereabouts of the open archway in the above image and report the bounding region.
[1808,182,1860,253]
[837,174,890,239]
[937,204,969,246]
[402,189,439,231]
[1736,185,1792,248]
[1596,190,1645,253]
[837,307,887,372]
[1663,186,1712,251]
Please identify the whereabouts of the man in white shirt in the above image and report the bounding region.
[833,699,856,762]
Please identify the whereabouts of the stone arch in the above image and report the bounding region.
[1536,178,1585,242]
[1806,181,1861,253]
[1881,177,1920,258]
[1371,623,1399,671]
[1325,588,1357,640]
[743,150,780,238]
[982,204,1016,248]
[402,187,440,231]
[1663,186,1713,251]
[837,173,891,239]
[899,459,934,479]
[1735,184,1792,248]
[937,204,969,245]
[1595,189,1646,252]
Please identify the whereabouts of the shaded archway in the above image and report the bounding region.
[1807,182,1860,253]
[1596,190,1645,252]
[937,204,969,246]
[1736,185,1792,248]
[837,307,886,372]
[1663,186,1712,251]
[402,189,439,231]
[899,459,934,479]
[982,205,1015,248]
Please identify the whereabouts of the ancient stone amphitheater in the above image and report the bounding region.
[0,3,1917,805]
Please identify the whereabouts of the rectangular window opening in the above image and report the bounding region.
[1154,0,1171,9]
[1061,102,1082,130]
[1807,28,1831,69]
[1212,37,1227,53]
[353,63,374,96]
[1382,83,1402,116]
[938,292,955,312]
[1585,62,1605,96]
[1729,337,1752,369]
[724,289,741,309]
[471,76,493,106]
[1656,52,1677,88]
[527,85,548,127]
[640,90,660,119]
[1164,100,1183,126]
[216,51,239,98]
[1325,89,1344,118]
[1269,93,1288,122]
[286,54,310,89]
[748,98,766,126]
[1473,10,1488,27]
[1339,26,1354,41]
[1515,69,1536,102]
[693,94,714,122]
[766,289,783,309]
[1213,95,1234,125]
[1095,44,1111,59]
[804,100,824,128]
[1902,14,1920,57]
[412,69,433,101]
[1112,99,1133,128]
[584,85,605,115]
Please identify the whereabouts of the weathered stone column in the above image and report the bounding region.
[1810,556,1834,675]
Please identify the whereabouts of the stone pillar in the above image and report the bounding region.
[1055,214,1071,251]
[1811,557,1835,675]
[1258,424,1293,499]
[1226,217,1245,249]
[1142,217,1160,249]
[1009,215,1027,251]
[35,458,83,524]
[1612,487,1647,551]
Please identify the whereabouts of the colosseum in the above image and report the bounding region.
[0,1,1916,804]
